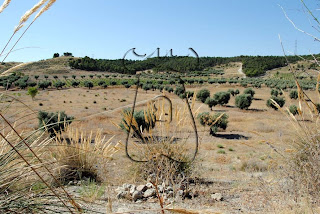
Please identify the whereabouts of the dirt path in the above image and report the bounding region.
[238,63,246,78]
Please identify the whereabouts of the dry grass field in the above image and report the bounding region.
[2,73,319,213]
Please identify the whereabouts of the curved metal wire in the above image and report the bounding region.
[124,75,199,163]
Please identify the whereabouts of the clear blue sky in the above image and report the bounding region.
[0,0,319,62]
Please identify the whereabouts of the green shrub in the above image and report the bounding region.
[27,87,38,100]
[71,80,80,87]
[142,84,151,92]
[289,105,298,115]
[217,149,226,154]
[53,81,65,89]
[38,81,51,90]
[196,89,210,103]
[243,88,255,97]
[235,94,253,110]
[266,96,285,110]
[197,112,228,136]
[271,89,278,97]
[227,89,235,96]
[174,86,185,97]
[213,91,230,106]
[98,80,105,86]
[84,81,94,89]
[38,111,74,137]
[119,109,156,140]
[289,90,298,99]
[205,97,218,110]
[234,89,240,95]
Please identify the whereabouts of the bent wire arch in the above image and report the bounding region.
[124,74,199,163]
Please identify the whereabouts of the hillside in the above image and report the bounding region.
[2,55,319,80]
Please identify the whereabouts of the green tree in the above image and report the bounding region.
[38,111,74,137]
[196,89,210,103]
[205,97,218,110]
[289,105,298,115]
[27,87,38,100]
[53,53,59,58]
[235,94,253,110]
[213,91,230,106]
[289,90,298,99]
[266,96,285,110]
[84,81,94,89]
[243,88,255,97]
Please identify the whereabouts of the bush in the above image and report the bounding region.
[165,86,174,93]
[197,112,228,136]
[28,82,37,87]
[205,97,218,110]
[142,84,151,92]
[234,89,240,95]
[289,105,298,115]
[119,109,156,140]
[71,80,80,87]
[38,81,50,90]
[213,91,230,106]
[289,90,298,99]
[53,81,65,89]
[227,89,235,96]
[27,87,38,100]
[38,111,74,137]
[174,86,185,97]
[196,89,210,103]
[243,88,255,97]
[84,81,94,89]
[271,89,278,97]
[98,80,105,86]
[235,94,253,110]
[266,96,285,110]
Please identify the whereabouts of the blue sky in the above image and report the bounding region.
[0,0,320,62]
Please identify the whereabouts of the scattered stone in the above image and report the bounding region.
[136,184,148,192]
[177,190,184,197]
[116,191,128,199]
[129,185,136,195]
[158,185,164,193]
[132,191,144,201]
[146,183,153,189]
[166,191,174,198]
[122,183,131,191]
[211,193,223,201]
[144,189,156,198]
[165,186,173,192]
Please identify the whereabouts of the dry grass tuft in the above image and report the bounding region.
[53,126,120,183]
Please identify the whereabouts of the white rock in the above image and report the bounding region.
[122,183,131,191]
[129,185,136,195]
[158,185,164,193]
[144,189,156,198]
[146,183,153,189]
[166,191,174,198]
[136,184,147,192]
[177,190,184,197]
[165,186,173,192]
[211,193,223,201]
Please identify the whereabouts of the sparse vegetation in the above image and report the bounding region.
[235,94,253,110]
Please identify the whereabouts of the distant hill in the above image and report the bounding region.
[5,56,75,75]
[2,54,320,78]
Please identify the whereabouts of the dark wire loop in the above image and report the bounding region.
[124,74,199,163]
